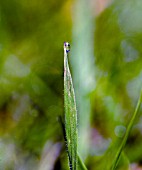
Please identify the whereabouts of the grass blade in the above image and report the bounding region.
[64,42,78,170]
[111,90,142,170]
[78,154,88,170]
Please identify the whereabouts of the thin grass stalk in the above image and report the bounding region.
[111,90,142,170]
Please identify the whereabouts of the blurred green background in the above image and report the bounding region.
[0,0,142,169]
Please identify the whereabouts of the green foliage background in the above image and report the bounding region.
[0,0,142,169]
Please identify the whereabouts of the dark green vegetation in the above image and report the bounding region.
[0,0,142,169]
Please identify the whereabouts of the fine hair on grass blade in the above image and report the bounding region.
[64,42,78,170]
[111,90,142,170]
[64,42,88,170]
[59,115,87,170]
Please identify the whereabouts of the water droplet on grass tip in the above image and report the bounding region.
[64,42,70,53]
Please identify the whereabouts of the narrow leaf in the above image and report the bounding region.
[64,42,78,170]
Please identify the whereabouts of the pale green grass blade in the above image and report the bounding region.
[64,42,78,170]
[111,90,142,170]
[71,0,95,158]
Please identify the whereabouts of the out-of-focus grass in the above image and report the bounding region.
[111,90,142,169]
[0,0,71,169]
[0,0,142,169]
[71,0,95,159]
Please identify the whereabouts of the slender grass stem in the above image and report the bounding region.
[78,154,88,170]
[111,90,142,170]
